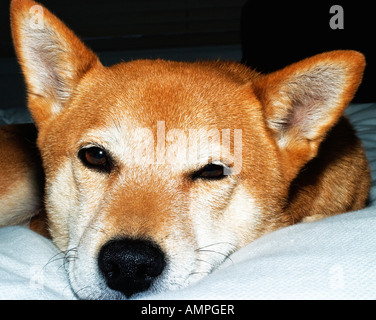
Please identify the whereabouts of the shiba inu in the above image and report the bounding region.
[0,0,371,299]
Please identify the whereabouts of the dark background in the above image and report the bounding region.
[0,0,245,56]
[241,1,375,103]
[0,0,374,115]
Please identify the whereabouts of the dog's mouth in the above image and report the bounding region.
[97,238,166,298]
[65,235,236,299]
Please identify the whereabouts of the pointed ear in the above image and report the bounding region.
[253,50,365,180]
[10,0,100,126]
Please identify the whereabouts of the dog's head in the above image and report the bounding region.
[11,0,365,299]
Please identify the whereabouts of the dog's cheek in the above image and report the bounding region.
[187,182,241,251]
[45,161,78,251]
[220,186,266,247]
[198,184,265,247]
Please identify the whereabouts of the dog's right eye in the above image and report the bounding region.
[78,146,112,173]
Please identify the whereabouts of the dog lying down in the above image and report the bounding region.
[0,0,371,299]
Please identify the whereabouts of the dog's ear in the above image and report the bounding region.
[10,0,100,127]
[253,50,365,181]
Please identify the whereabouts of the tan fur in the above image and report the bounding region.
[0,0,371,299]
[0,124,43,226]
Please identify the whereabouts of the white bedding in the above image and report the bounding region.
[0,103,375,300]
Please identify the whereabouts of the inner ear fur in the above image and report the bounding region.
[253,50,365,181]
[10,0,100,126]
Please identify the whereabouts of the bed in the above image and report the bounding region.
[0,103,375,300]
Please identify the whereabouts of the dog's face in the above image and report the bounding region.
[39,61,288,298]
[11,0,365,299]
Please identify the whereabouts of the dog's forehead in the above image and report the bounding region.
[76,59,252,131]
[71,60,252,168]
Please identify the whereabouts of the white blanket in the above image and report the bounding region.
[0,103,375,300]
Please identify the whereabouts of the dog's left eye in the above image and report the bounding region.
[192,163,228,180]
[78,146,111,172]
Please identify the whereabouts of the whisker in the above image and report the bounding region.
[74,286,92,299]
[223,253,234,264]
[189,271,211,277]
[197,249,229,257]
[89,225,109,236]
[194,241,237,251]
[196,247,235,265]
[42,251,66,271]
[63,247,78,269]
[195,258,213,266]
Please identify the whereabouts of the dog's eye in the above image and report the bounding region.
[192,163,227,180]
[78,146,111,172]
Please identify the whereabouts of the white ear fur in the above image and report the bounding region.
[255,51,365,147]
[11,0,99,123]
[19,25,72,108]
[252,51,365,180]
[268,64,346,143]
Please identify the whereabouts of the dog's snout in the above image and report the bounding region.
[98,238,166,297]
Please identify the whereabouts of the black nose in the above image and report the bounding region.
[98,238,166,297]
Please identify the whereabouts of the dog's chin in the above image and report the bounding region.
[67,267,203,300]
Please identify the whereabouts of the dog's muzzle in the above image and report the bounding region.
[98,238,166,297]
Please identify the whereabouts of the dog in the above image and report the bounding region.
[0,0,371,299]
